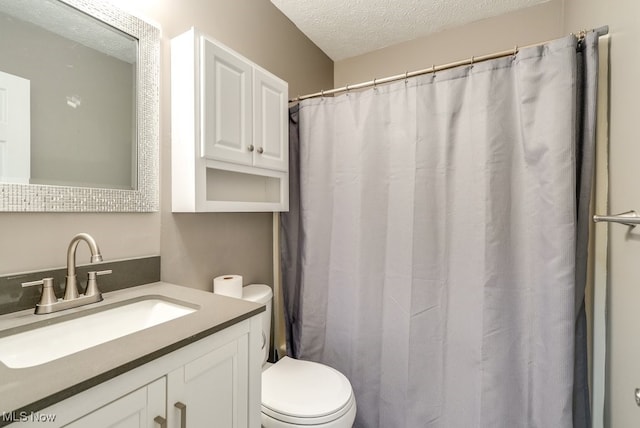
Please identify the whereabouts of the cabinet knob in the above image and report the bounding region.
[257,147,264,154]
[248,145,254,152]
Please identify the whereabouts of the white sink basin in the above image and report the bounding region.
[0,298,196,369]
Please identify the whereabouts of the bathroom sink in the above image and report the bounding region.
[0,298,197,369]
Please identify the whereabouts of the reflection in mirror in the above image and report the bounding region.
[0,0,137,189]
[0,0,159,212]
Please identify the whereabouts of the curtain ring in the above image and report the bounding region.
[431,64,436,78]
[470,56,475,68]
[373,78,377,91]
[404,71,409,85]
[320,89,324,98]
[345,84,350,96]
[512,45,518,60]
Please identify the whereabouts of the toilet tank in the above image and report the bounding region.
[242,284,272,366]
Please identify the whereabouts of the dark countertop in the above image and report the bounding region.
[0,282,264,418]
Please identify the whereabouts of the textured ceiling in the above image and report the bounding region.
[271,0,550,61]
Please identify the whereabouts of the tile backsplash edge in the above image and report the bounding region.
[0,256,161,315]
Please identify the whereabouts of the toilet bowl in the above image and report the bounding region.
[239,284,356,428]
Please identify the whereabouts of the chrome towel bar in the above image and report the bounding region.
[593,210,640,227]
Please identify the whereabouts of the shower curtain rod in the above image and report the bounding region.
[290,26,609,103]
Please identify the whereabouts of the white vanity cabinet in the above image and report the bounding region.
[13,316,262,428]
[171,28,289,212]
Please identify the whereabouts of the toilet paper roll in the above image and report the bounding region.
[213,274,243,298]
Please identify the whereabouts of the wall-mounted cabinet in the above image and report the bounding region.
[171,28,289,212]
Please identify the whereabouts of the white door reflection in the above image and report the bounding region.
[0,70,30,185]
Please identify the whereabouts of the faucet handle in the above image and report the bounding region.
[85,269,111,298]
[22,278,58,307]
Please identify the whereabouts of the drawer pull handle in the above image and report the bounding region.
[154,416,167,428]
[175,401,187,428]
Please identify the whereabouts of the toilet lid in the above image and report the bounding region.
[262,356,354,423]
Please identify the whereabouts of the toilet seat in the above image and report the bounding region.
[262,356,355,425]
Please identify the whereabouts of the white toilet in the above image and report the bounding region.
[241,284,357,428]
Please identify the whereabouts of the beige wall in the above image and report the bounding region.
[0,0,332,297]
[334,0,564,87]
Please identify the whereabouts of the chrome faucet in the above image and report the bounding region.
[22,233,111,315]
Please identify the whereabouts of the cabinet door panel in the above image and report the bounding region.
[168,337,249,428]
[201,37,252,165]
[253,69,287,171]
[64,378,165,428]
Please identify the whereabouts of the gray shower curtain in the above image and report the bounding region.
[281,32,600,428]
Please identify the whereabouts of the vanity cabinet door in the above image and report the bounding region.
[63,378,165,428]
[167,334,249,428]
[201,37,253,166]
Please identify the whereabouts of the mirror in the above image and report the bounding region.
[0,0,159,212]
